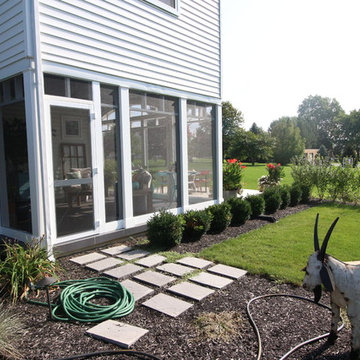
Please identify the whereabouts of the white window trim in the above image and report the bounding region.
[142,0,180,15]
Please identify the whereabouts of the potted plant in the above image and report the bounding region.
[258,163,284,191]
[223,159,246,199]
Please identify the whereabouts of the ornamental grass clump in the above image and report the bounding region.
[0,238,58,303]
[226,197,251,226]
[147,210,185,247]
[183,210,213,242]
[223,159,246,191]
[0,303,23,359]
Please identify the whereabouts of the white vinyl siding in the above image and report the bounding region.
[0,0,29,77]
[38,0,220,98]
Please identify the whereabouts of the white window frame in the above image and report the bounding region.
[142,0,180,15]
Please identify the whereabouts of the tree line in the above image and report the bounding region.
[223,95,360,165]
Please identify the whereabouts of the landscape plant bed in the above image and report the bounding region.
[5,203,354,359]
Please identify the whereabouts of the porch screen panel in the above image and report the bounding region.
[1,100,32,233]
[130,91,179,216]
[101,85,122,222]
[187,101,216,204]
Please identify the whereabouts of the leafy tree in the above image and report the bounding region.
[249,122,263,135]
[297,95,344,149]
[222,101,244,157]
[335,110,360,163]
[318,144,328,158]
[229,129,274,165]
[269,117,305,165]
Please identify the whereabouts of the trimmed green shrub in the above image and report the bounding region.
[289,183,302,206]
[245,195,265,218]
[208,203,232,233]
[227,197,251,226]
[279,185,291,209]
[183,210,213,242]
[147,210,185,247]
[0,238,58,302]
[263,187,281,214]
[299,183,311,203]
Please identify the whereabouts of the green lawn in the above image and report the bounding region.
[200,203,360,285]
[241,163,293,190]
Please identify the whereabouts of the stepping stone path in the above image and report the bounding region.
[142,293,193,318]
[134,270,176,287]
[208,264,248,279]
[176,256,213,269]
[117,249,150,261]
[70,252,107,265]
[86,257,123,272]
[190,272,233,289]
[156,263,195,277]
[135,254,166,268]
[120,279,154,301]
[70,251,247,349]
[168,281,215,301]
[103,263,143,279]
[86,320,148,348]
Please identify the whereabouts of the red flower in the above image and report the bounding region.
[278,163,281,166]
[267,163,275,169]
[241,165,246,169]
[227,159,237,163]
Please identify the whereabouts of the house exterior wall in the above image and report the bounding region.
[37,0,221,99]
[0,0,33,79]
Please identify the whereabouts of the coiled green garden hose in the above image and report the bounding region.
[27,277,135,322]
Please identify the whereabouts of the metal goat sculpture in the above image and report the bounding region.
[303,214,360,360]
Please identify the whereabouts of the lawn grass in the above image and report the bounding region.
[200,203,360,285]
[241,163,293,190]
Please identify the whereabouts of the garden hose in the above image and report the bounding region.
[27,277,135,322]
[53,349,161,360]
[247,293,345,360]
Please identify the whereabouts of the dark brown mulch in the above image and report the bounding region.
[9,203,354,359]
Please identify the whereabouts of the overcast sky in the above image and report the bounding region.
[221,0,360,131]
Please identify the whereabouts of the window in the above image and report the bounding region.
[130,91,180,215]
[143,0,179,14]
[44,74,92,100]
[187,101,216,204]
[101,84,122,222]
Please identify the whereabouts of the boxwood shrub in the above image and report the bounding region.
[279,185,291,209]
[245,195,265,218]
[207,203,232,233]
[147,210,185,247]
[290,183,302,206]
[263,186,281,214]
[227,197,251,226]
[182,209,213,242]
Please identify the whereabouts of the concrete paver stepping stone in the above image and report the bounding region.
[86,257,124,272]
[133,270,176,287]
[135,254,166,268]
[190,272,233,289]
[104,263,143,279]
[156,263,195,277]
[142,293,193,318]
[117,249,151,261]
[120,279,154,301]
[208,264,247,279]
[70,252,107,265]
[176,256,213,269]
[86,320,148,348]
[167,281,215,301]
[101,245,133,256]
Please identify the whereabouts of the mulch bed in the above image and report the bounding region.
[7,203,354,359]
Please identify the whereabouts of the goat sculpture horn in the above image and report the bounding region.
[314,213,320,251]
[318,217,340,262]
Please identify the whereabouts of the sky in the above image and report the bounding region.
[221,0,360,131]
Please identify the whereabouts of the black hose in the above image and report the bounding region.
[246,293,345,360]
[53,349,162,360]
